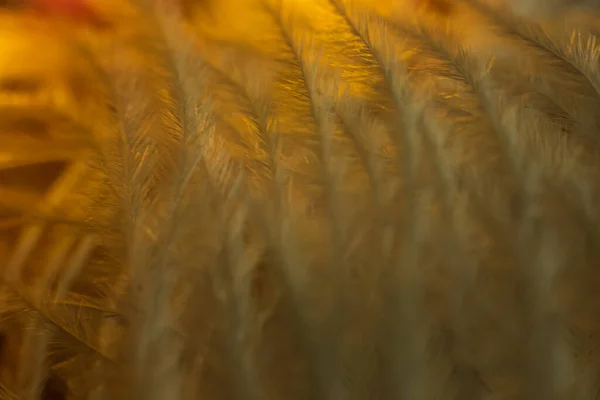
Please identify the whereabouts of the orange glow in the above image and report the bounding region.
[29,0,107,26]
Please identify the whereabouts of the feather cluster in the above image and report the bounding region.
[2,0,600,398]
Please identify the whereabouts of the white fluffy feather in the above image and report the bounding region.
[2,0,600,399]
